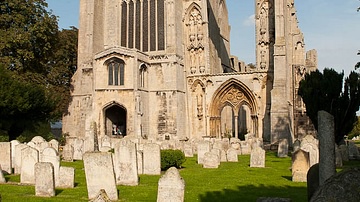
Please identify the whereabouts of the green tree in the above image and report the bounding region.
[298,68,360,144]
[0,0,78,140]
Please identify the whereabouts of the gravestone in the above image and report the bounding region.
[137,150,143,174]
[114,139,138,185]
[35,162,55,197]
[220,149,227,162]
[157,167,185,202]
[73,139,84,160]
[0,165,6,183]
[48,139,59,152]
[10,140,20,169]
[30,136,49,153]
[0,142,11,174]
[307,163,319,201]
[230,138,241,153]
[101,135,112,148]
[14,144,29,174]
[40,147,60,187]
[83,152,118,201]
[197,141,211,164]
[317,110,336,186]
[226,148,238,162]
[338,144,349,162]
[335,145,343,168]
[143,143,161,175]
[183,142,193,157]
[240,141,251,155]
[292,149,310,182]
[203,152,220,168]
[250,146,265,168]
[293,139,301,152]
[90,189,112,202]
[20,146,39,184]
[348,141,360,160]
[57,166,75,188]
[62,144,74,162]
[310,168,360,202]
[277,139,289,157]
[300,135,319,167]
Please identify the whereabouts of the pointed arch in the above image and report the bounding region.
[103,101,127,137]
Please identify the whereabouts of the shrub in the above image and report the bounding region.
[161,149,186,171]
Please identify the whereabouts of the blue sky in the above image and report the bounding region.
[47,0,360,75]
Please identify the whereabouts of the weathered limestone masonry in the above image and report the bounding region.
[63,0,317,148]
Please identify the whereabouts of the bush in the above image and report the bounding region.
[161,149,186,171]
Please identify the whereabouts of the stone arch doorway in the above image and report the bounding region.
[209,79,258,138]
[104,103,127,136]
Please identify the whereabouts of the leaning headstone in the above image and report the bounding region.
[0,165,6,183]
[14,144,29,174]
[157,167,185,202]
[57,166,75,188]
[310,168,360,202]
[226,148,238,162]
[10,140,20,169]
[0,142,11,174]
[307,163,319,201]
[137,150,143,174]
[83,152,118,201]
[203,152,220,169]
[40,147,60,187]
[300,135,319,167]
[317,110,336,186]
[62,144,74,162]
[114,139,138,185]
[89,189,112,202]
[143,143,161,175]
[73,139,84,160]
[292,149,310,182]
[277,139,289,158]
[35,162,55,197]
[197,141,211,164]
[20,146,39,184]
[250,146,265,168]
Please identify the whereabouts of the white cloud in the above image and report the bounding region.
[243,14,255,26]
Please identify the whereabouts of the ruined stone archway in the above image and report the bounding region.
[103,103,127,136]
[209,79,258,138]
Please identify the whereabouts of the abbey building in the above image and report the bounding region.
[62,0,317,146]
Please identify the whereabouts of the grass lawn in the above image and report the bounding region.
[0,152,358,202]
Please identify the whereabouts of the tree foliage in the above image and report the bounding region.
[0,0,78,140]
[298,68,360,144]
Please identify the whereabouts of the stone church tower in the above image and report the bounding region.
[62,0,317,148]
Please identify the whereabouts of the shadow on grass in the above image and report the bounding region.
[199,184,306,202]
[55,189,64,196]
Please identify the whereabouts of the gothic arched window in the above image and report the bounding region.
[108,59,125,86]
[139,64,147,88]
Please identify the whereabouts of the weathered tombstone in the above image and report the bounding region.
[203,152,220,169]
[0,165,6,183]
[197,141,211,164]
[90,189,112,202]
[83,152,118,201]
[250,146,265,168]
[292,149,310,182]
[183,142,193,157]
[114,139,138,185]
[0,142,11,174]
[226,148,238,162]
[307,163,319,201]
[220,149,227,162]
[143,143,161,175]
[57,166,75,188]
[230,138,241,153]
[40,147,60,187]
[157,167,185,202]
[338,144,349,162]
[10,140,20,169]
[62,144,74,162]
[137,150,143,174]
[317,110,336,186]
[73,138,84,160]
[348,141,360,160]
[300,135,319,167]
[101,136,112,148]
[293,139,301,152]
[240,141,251,155]
[30,136,48,153]
[20,146,39,184]
[48,139,59,152]
[310,168,360,202]
[277,139,289,158]
[14,144,29,174]
[35,162,55,197]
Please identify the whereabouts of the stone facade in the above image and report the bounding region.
[63,0,317,145]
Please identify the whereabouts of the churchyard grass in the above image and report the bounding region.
[1,152,359,201]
